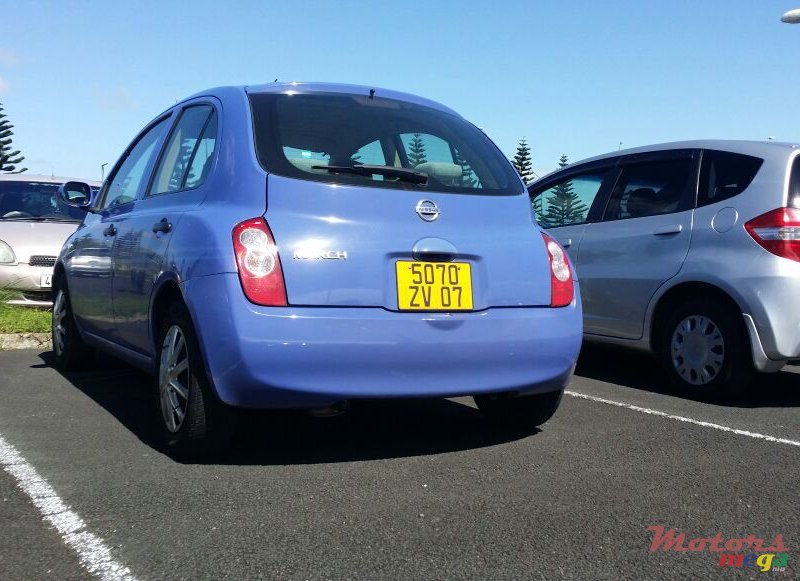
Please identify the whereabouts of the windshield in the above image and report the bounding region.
[0,180,87,222]
[249,91,522,196]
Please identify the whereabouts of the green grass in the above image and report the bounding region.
[0,288,52,333]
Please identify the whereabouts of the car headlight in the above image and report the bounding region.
[0,240,16,264]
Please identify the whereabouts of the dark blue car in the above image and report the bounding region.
[54,83,582,457]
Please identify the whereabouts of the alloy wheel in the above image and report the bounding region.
[52,289,67,356]
[159,325,191,433]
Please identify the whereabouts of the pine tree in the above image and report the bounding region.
[453,147,478,188]
[542,155,587,227]
[512,138,534,183]
[0,102,27,173]
[407,133,427,167]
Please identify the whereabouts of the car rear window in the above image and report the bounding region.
[0,181,85,222]
[249,91,522,196]
[697,150,763,208]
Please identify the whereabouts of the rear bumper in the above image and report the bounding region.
[734,266,800,362]
[183,273,583,408]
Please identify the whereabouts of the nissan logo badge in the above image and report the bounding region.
[415,200,440,222]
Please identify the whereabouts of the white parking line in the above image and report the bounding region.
[0,433,136,581]
[565,390,800,448]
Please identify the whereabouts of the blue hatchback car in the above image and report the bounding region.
[54,82,582,456]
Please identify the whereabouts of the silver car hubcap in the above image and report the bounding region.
[52,290,67,356]
[670,315,725,386]
[159,325,190,433]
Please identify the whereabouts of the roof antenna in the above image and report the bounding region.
[274,78,278,83]
[369,89,375,99]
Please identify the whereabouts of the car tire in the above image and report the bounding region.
[156,302,235,459]
[51,278,94,371]
[658,299,753,397]
[474,389,563,430]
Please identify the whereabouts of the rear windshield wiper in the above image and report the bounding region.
[311,163,428,185]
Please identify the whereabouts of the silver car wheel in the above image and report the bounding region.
[52,289,67,356]
[670,315,725,386]
[159,325,190,433]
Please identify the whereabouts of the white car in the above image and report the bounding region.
[0,174,101,306]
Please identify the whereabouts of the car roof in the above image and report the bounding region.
[531,140,800,185]
[183,81,462,118]
[0,173,102,186]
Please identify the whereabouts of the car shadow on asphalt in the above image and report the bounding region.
[37,351,538,465]
[575,343,800,409]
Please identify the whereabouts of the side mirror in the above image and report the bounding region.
[59,181,96,211]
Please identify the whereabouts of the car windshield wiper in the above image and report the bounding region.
[311,163,428,185]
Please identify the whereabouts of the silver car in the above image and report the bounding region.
[529,140,800,395]
[0,174,101,306]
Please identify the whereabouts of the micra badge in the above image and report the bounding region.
[293,249,348,260]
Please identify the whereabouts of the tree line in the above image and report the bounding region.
[511,138,586,228]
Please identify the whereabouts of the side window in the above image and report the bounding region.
[697,150,763,207]
[149,106,216,196]
[532,172,607,228]
[603,159,692,221]
[102,117,170,209]
[183,110,218,190]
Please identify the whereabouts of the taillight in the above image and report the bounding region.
[744,207,800,262]
[542,232,574,308]
[232,217,288,306]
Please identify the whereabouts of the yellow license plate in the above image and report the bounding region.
[396,261,473,311]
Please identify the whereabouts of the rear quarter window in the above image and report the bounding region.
[697,150,763,208]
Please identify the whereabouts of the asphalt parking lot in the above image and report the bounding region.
[0,346,797,580]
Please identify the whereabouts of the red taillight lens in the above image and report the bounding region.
[542,232,574,308]
[232,217,288,306]
[744,207,800,262]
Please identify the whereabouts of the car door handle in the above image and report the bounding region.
[103,224,117,237]
[652,225,683,236]
[561,238,572,248]
[152,218,172,234]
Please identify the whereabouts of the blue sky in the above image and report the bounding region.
[1,1,798,181]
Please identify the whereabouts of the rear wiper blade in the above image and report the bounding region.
[311,163,428,185]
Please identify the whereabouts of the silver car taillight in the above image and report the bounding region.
[745,207,800,262]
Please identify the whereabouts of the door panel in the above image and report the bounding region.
[64,213,114,338]
[111,199,183,353]
[576,153,697,339]
[577,212,692,338]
